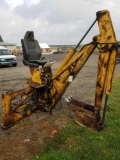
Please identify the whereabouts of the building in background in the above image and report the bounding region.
[39,43,51,54]
[0,35,17,55]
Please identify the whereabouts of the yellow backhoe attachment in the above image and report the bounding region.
[1,10,118,130]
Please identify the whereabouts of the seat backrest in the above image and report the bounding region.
[21,31,41,62]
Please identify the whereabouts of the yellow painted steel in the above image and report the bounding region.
[2,86,32,128]
[30,67,42,84]
[94,10,117,108]
[53,49,75,79]
[105,49,117,95]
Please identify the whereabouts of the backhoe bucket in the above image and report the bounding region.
[66,97,102,131]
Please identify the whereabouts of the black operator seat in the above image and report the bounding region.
[21,31,48,67]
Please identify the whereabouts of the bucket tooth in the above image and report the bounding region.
[65,98,70,103]
[65,96,73,103]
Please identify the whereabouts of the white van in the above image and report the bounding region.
[0,46,17,67]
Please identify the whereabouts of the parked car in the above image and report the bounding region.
[0,46,17,67]
[53,49,64,54]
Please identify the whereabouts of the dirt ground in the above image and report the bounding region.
[0,52,120,160]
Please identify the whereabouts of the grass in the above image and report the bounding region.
[33,77,120,160]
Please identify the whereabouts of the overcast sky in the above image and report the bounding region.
[0,0,120,45]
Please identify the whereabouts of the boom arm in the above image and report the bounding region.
[50,43,97,111]
[50,10,117,112]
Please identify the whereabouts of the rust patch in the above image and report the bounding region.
[96,81,102,88]
[102,25,107,33]
[96,10,107,21]
[67,98,102,131]
[93,36,98,42]
[107,35,112,40]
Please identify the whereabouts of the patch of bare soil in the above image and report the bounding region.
[0,53,120,160]
[0,110,69,160]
